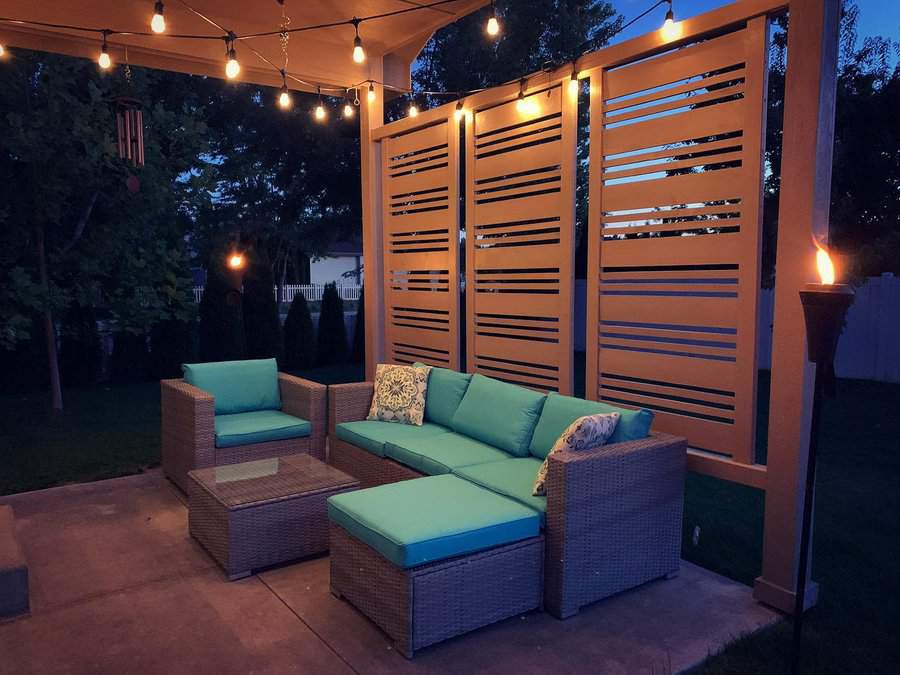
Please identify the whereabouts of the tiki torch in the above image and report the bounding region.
[792,242,854,674]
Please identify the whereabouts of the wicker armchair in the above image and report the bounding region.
[328,381,686,619]
[161,373,326,493]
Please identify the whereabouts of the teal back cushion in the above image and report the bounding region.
[183,358,281,415]
[414,363,473,428]
[529,392,654,459]
[451,374,546,457]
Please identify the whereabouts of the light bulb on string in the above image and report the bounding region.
[568,65,579,99]
[408,102,419,118]
[454,100,467,122]
[351,18,366,63]
[367,82,376,103]
[486,0,500,36]
[98,34,112,70]
[0,44,6,58]
[343,103,355,118]
[314,88,327,121]
[151,1,166,34]
[227,252,245,270]
[661,1,681,41]
[225,39,240,79]
[277,72,292,109]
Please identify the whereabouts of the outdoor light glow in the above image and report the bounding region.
[278,88,292,109]
[568,73,579,99]
[661,6,682,42]
[343,103,355,118]
[516,96,538,115]
[353,37,365,64]
[98,44,112,70]
[367,82,376,103]
[315,104,326,121]
[0,44,6,57]
[151,2,166,34]
[408,104,419,118]
[815,243,835,285]
[487,16,500,36]
[225,50,240,79]
[227,253,245,270]
[454,103,467,122]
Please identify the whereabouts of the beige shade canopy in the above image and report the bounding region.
[0,0,489,94]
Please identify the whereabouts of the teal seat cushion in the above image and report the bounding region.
[451,374,546,457]
[214,410,310,448]
[334,420,451,458]
[414,364,473,428]
[327,474,540,568]
[529,392,654,459]
[183,358,281,415]
[385,432,511,475]
[453,458,547,525]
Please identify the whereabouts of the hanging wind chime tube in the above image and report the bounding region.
[116,98,145,167]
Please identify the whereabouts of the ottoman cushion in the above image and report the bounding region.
[327,475,540,568]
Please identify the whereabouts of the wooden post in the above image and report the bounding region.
[360,64,385,381]
[753,0,841,614]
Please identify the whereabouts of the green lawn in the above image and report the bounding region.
[1,369,897,673]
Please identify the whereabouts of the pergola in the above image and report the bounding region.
[0,0,841,617]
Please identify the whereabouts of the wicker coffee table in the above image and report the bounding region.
[188,454,359,580]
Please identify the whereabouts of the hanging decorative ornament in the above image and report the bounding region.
[115,97,145,167]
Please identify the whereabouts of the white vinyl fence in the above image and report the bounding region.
[193,283,361,304]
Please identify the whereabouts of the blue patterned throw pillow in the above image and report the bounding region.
[532,412,620,496]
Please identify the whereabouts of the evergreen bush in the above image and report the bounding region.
[198,252,245,362]
[316,282,348,366]
[283,292,316,371]
[350,285,365,364]
[242,244,282,361]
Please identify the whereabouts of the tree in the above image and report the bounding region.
[198,252,245,362]
[242,240,282,360]
[283,292,316,371]
[316,283,348,366]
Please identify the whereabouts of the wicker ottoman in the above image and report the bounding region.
[188,454,358,580]
[328,475,544,657]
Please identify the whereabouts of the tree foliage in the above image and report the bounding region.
[316,282,348,366]
[283,292,316,371]
[242,241,282,361]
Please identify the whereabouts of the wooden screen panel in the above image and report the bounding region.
[382,120,460,370]
[586,20,769,467]
[465,86,576,393]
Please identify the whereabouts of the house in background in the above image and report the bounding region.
[309,240,363,285]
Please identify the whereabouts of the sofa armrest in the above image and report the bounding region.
[544,431,687,618]
[279,373,327,460]
[328,382,374,434]
[160,379,216,491]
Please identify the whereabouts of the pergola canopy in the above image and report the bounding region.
[0,0,489,93]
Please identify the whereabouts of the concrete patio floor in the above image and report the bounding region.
[0,470,779,674]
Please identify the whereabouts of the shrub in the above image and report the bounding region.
[198,252,245,362]
[150,319,196,379]
[283,292,316,371]
[350,285,365,364]
[316,282,348,366]
[242,244,282,361]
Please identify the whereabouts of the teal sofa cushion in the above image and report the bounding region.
[327,474,540,568]
[214,410,310,448]
[451,374,546,457]
[385,432,511,476]
[453,458,547,525]
[529,392,654,459]
[415,364,473,428]
[334,420,450,458]
[183,358,281,415]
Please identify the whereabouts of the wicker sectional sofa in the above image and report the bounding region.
[327,367,687,638]
[161,358,326,493]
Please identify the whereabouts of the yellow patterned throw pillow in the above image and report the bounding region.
[367,363,432,426]
[532,412,620,496]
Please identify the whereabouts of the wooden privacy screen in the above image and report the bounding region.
[464,85,576,394]
[585,19,769,471]
[381,119,461,370]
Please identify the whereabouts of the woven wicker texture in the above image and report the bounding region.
[330,524,543,658]
[188,455,358,579]
[162,373,326,493]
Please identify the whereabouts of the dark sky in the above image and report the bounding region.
[607,0,900,45]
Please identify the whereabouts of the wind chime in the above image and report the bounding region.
[115,97,144,167]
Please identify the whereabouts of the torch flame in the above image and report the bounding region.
[814,241,835,285]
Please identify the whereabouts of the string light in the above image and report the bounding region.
[314,88,327,121]
[227,252,245,270]
[408,102,419,118]
[661,0,681,41]
[151,1,166,34]
[568,65,579,98]
[351,18,365,63]
[367,82,376,103]
[98,33,112,69]
[343,103,355,118]
[277,70,292,109]
[515,79,527,113]
[225,38,240,79]
[486,0,500,36]
[0,44,5,57]
[454,100,465,122]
